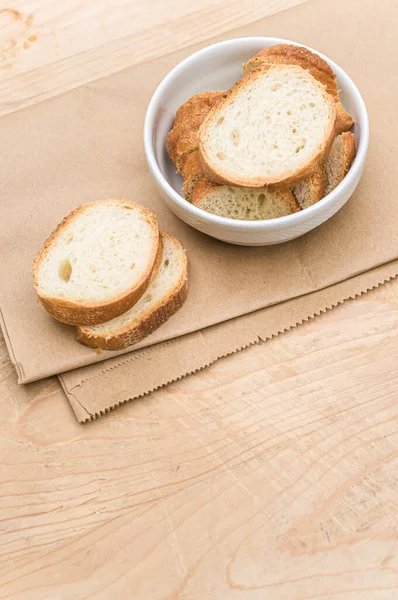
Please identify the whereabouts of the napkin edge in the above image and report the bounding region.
[59,267,398,423]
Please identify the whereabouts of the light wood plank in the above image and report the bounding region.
[0,0,308,116]
[0,279,397,598]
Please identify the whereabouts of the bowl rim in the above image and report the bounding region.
[144,36,369,231]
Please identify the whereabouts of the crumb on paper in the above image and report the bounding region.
[28,34,37,42]
[23,41,29,50]
[36,297,41,304]
[95,348,102,355]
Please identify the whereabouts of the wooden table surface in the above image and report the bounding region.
[1,1,398,598]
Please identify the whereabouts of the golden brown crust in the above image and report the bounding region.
[243,44,338,98]
[32,199,160,326]
[293,162,327,209]
[180,150,204,201]
[173,92,225,126]
[342,131,357,172]
[76,232,188,350]
[166,123,199,170]
[191,178,300,214]
[335,101,354,135]
[198,64,336,188]
[180,149,203,181]
[166,92,225,171]
[148,234,163,284]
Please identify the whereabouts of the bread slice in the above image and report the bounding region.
[293,162,327,209]
[243,44,353,135]
[191,178,300,220]
[76,231,188,350]
[33,199,160,326]
[166,91,225,172]
[181,150,204,201]
[198,64,336,188]
[243,44,339,98]
[324,131,356,195]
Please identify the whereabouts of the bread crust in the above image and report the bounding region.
[147,232,164,283]
[180,150,204,201]
[335,101,354,135]
[76,231,188,350]
[173,92,226,126]
[243,44,338,98]
[342,131,357,172]
[180,149,203,181]
[166,92,225,171]
[293,162,327,209]
[33,198,160,326]
[198,64,336,188]
[243,45,354,136]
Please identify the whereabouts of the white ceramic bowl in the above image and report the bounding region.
[144,37,369,246]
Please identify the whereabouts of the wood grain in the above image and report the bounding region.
[0,0,397,598]
[0,278,397,599]
[0,0,308,116]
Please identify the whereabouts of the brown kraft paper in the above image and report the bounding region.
[60,262,398,422]
[0,0,397,414]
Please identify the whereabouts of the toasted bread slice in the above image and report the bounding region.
[199,64,336,188]
[166,91,225,172]
[76,231,188,350]
[191,178,300,220]
[243,44,353,135]
[324,131,357,195]
[180,150,204,201]
[293,162,327,209]
[33,199,160,326]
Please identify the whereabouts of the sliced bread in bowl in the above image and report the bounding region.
[191,178,300,220]
[198,64,336,188]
